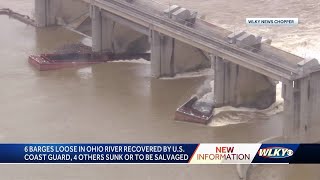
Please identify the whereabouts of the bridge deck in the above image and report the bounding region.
[134,0,303,67]
[195,20,303,67]
[89,0,309,81]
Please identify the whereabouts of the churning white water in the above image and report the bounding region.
[208,82,284,127]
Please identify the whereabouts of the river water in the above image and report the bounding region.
[0,0,319,179]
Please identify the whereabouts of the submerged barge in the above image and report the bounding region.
[175,96,214,124]
[29,52,150,71]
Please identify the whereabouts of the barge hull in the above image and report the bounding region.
[174,96,213,125]
[28,52,150,71]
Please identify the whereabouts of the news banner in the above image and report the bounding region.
[0,144,319,164]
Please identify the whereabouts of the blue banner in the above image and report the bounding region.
[0,144,198,163]
[0,144,319,164]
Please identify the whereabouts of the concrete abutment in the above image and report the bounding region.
[151,31,175,77]
[150,31,210,78]
[35,0,89,27]
[91,6,149,54]
[214,56,276,109]
[283,70,320,139]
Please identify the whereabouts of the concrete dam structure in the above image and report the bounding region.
[34,0,320,140]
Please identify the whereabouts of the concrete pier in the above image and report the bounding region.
[34,0,56,27]
[91,6,149,53]
[35,0,89,27]
[150,31,210,77]
[173,39,210,74]
[214,56,276,109]
[283,69,320,139]
[151,31,174,77]
[91,6,113,52]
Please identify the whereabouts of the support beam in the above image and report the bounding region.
[214,57,276,109]
[101,16,115,52]
[299,77,311,134]
[35,0,47,27]
[91,6,102,52]
[151,31,209,77]
[297,71,320,135]
[35,0,56,27]
[214,56,225,106]
[91,6,114,53]
[283,80,301,139]
[228,62,238,104]
[151,31,174,77]
[173,39,210,74]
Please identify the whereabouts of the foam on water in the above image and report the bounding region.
[162,63,285,127]
[80,37,150,64]
[208,82,284,127]
[81,37,92,47]
[185,70,285,127]
[111,58,150,64]
[77,67,93,80]
[160,68,214,80]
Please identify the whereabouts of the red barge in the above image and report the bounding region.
[29,53,108,71]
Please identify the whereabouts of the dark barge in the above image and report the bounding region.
[175,96,214,124]
[28,52,150,71]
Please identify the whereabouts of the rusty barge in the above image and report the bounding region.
[175,96,214,125]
